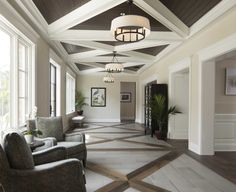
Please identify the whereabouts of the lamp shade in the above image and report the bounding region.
[111,15,150,42]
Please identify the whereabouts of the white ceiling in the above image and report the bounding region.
[14,0,236,75]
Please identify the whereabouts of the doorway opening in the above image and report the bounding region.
[170,69,190,139]
[120,82,136,122]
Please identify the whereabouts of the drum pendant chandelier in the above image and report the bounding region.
[103,73,115,83]
[105,51,124,73]
[111,0,151,42]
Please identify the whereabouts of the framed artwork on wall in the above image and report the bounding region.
[120,92,131,102]
[225,68,236,95]
[91,87,106,107]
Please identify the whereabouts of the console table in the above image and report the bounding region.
[72,116,85,128]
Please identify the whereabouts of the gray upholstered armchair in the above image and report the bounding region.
[28,117,87,166]
[0,132,86,192]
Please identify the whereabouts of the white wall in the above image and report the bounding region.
[0,1,78,132]
[138,6,236,154]
[77,74,138,122]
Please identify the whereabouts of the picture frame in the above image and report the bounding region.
[91,87,106,107]
[120,92,131,102]
[225,68,236,95]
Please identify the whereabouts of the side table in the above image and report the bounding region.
[72,116,85,128]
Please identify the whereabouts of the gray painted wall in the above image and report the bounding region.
[215,59,236,114]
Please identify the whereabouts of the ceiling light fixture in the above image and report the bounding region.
[105,51,124,73]
[103,73,115,83]
[111,0,151,42]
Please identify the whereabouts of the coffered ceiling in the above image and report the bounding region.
[17,0,226,75]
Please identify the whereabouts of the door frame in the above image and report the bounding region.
[197,33,236,155]
[168,58,191,141]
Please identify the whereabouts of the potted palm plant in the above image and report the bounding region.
[75,91,88,115]
[151,94,181,140]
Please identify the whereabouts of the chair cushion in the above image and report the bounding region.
[3,132,34,169]
[57,142,85,156]
[0,145,9,170]
[36,117,64,141]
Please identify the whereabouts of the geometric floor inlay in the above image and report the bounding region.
[87,150,169,175]
[123,188,141,192]
[76,122,236,191]
[85,169,113,192]
[83,127,141,133]
[124,135,172,147]
[87,140,162,149]
[85,133,142,140]
[143,154,236,192]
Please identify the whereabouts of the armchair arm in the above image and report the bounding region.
[9,159,86,192]
[34,136,57,145]
[65,132,85,143]
[32,146,67,165]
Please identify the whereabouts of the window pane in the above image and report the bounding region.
[19,43,26,70]
[50,64,56,116]
[19,71,26,97]
[0,29,10,130]
[66,73,75,114]
[18,98,25,126]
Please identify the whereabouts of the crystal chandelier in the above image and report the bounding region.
[111,0,151,42]
[105,51,124,73]
[103,73,115,83]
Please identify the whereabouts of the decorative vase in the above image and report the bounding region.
[24,134,34,144]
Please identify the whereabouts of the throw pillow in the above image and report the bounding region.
[36,116,64,141]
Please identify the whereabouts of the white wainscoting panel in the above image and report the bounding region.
[214,114,236,151]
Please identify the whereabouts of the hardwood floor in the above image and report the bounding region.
[70,123,236,191]
[167,140,236,184]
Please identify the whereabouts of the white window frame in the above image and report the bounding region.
[0,16,35,129]
[66,72,75,114]
[50,58,61,116]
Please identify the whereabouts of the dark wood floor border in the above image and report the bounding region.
[88,134,144,141]
[87,162,127,181]
[120,139,173,150]
[129,180,171,192]
[127,151,182,180]
[113,127,144,132]
[87,148,170,152]
[86,139,113,146]
[96,181,129,192]
[83,131,142,134]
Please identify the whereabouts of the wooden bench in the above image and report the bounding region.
[72,116,85,128]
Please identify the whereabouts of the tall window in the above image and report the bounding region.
[66,73,75,114]
[50,64,56,117]
[0,28,10,130]
[0,17,34,130]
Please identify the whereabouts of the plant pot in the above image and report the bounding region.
[77,110,83,115]
[155,130,167,140]
[24,134,34,144]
